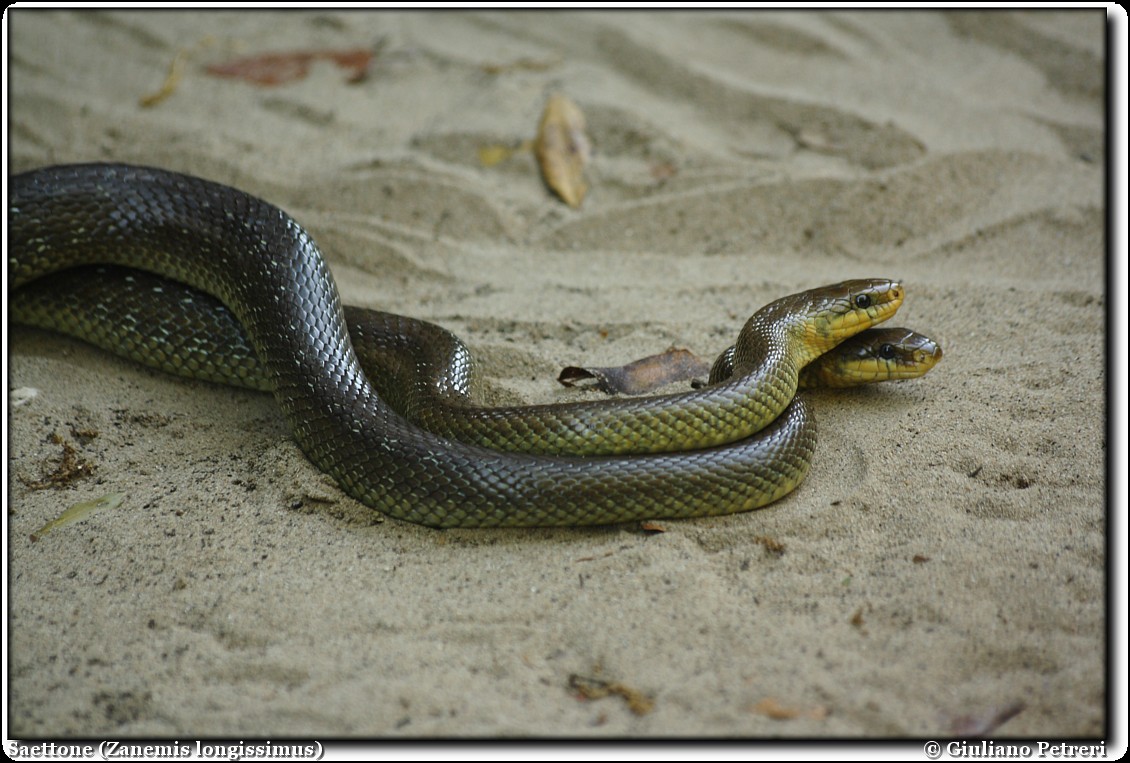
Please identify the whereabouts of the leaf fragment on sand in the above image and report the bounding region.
[481,56,560,75]
[138,37,217,107]
[23,434,97,489]
[558,348,712,396]
[750,697,829,721]
[205,47,374,87]
[31,492,125,541]
[754,535,786,556]
[568,673,654,716]
[477,144,519,168]
[535,94,591,207]
[139,48,188,107]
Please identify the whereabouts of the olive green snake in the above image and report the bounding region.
[9,163,934,528]
[14,265,940,436]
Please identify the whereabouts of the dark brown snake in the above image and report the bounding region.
[9,163,913,528]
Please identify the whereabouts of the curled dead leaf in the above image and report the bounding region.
[535,93,591,207]
[205,46,375,87]
[558,348,711,396]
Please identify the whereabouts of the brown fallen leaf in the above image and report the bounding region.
[205,47,374,87]
[22,433,96,490]
[535,93,591,207]
[753,535,786,557]
[850,606,868,635]
[750,697,829,721]
[558,348,712,396]
[568,673,654,716]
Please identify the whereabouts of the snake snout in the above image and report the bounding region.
[870,278,903,321]
[914,336,944,368]
[880,329,942,379]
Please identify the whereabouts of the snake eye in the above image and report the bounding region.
[878,343,897,360]
[854,293,872,309]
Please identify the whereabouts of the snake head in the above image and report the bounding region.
[802,278,903,354]
[800,327,943,388]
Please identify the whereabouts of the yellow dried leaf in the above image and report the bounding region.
[478,144,515,167]
[751,697,829,721]
[139,49,188,108]
[31,492,125,541]
[568,674,654,716]
[535,94,590,207]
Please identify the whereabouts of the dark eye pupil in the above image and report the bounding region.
[855,294,872,309]
[879,343,896,359]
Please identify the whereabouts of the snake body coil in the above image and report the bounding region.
[9,164,902,528]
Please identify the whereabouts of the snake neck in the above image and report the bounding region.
[729,308,803,393]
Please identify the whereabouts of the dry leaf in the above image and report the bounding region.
[477,144,518,167]
[31,492,124,542]
[568,674,654,716]
[481,56,560,75]
[751,697,829,721]
[139,48,188,107]
[138,36,217,107]
[559,348,711,396]
[22,433,96,490]
[850,606,868,634]
[205,47,374,87]
[753,535,786,556]
[535,93,591,207]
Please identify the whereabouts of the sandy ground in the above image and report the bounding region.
[5,10,1113,740]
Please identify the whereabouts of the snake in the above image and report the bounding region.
[11,264,942,432]
[711,327,943,390]
[9,163,909,528]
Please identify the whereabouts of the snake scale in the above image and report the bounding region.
[9,163,908,528]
